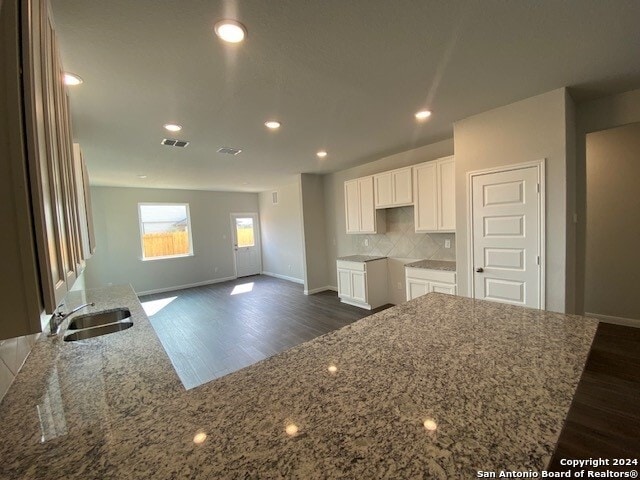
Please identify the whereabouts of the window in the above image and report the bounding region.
[138,203,193,260]
[234,217,255,247]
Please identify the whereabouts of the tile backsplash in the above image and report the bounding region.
[352,206,456,260]
[0,333,40,402]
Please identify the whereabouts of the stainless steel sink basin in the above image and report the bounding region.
[64,321,133,342]
[68,307,131,330]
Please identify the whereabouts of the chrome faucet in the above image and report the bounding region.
[48,302,95,337]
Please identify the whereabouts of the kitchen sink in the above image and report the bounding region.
[68,307,131,330]
[64,321,133,342]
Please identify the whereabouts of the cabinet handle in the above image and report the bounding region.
[475,267,484,273]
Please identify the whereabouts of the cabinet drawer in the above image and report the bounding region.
[405,267,455,284]
[337,260,366,272]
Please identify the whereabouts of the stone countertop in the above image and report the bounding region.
[0,287,597,479]
[405,259,456,271]
[337,254,387,262]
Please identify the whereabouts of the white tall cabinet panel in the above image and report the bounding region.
[413,156,455,233]
[344,176,385,234]
[413,162,438,231]
[437,158,456,231]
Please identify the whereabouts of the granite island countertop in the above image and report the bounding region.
[0,286,598,479]
[406,259,456,271]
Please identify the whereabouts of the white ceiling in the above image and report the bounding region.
[51,0,640,192]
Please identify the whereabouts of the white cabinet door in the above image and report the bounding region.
[437,157,456,231]
[414,162,438,231]
[413,156,455,232]
[337,269,352,298]
[350,271,367,303]
[393,167,413,205]
[374,172,393,208]
[430,282,457,295]
[407,278,429,301]
[374,167,412,208]
[344,179,360,233]
[358,176,376,233]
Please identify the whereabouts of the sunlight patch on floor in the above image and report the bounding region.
[141,296,178,316]
[231,282,254,296]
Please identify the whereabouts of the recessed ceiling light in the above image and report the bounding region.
[415,110,432,120]
[316,150,328,158]
[137,175,147,179]
[264,120,281,130]
[163,123,182,132]
[214,20,247,43]
[63,73,83,86]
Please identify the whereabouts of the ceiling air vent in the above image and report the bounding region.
[217,147,242,156]
[161,138,189,147]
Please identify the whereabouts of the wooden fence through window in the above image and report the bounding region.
[143,231,189,258]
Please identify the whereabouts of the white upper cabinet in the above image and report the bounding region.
[345,176,385,234]
[413,156,456,232]
[374,166,413,208]
[0,0,96,340]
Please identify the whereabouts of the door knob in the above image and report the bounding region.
[475,267,484,273]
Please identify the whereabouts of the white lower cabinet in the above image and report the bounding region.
[337,259,388,309]
[405,267,457,301]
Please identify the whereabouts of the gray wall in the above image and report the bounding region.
[300,174,330,293]
[575,87,640,314]
[454,88,572,313]
[323,139,455,287]
[585,122,640,320]
[258,182,304,283]
[85,186,259,294]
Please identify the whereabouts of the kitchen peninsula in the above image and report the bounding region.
[0,286,597,479]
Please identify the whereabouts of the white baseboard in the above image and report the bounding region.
[261,271,304,285]
[585,312,640,328]
[304,285,337,295]
[137,276,236,296]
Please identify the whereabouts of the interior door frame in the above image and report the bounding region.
[466,159,546,309]
[230,212,262,278]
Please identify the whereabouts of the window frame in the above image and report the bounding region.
[138,202,194,261]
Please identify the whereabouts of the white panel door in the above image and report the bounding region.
[471,166,541,308]
[337,269,352,298]
[232,213,262,277]
[350,271,367,303]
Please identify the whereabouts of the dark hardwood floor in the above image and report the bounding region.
[139,275,391,389]
[549,322,640,470]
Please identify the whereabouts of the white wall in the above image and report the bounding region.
[258,182,304,283]
[85,186,259,294]
[454,88,572,313]
[299,174,330,293]
[585,122,640,321]
[323,139,455,287]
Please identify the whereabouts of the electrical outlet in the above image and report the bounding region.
[364,238,369,247]
[288,264,292,270]
[397,282,402,290]
[214,267,219,273]
[444,239,451,249]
